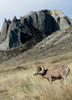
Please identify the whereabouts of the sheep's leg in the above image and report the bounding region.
[48,76,52,82]
[62,75,66,79]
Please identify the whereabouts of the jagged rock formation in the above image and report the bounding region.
[0,18,11,42]
[0,16,46,50]
[0,10,72,50]
[21,10,72,31]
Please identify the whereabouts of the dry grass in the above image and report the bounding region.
[0,68,72,100]
[0,53,72,100]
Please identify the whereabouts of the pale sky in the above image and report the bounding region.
[0,0,72,29]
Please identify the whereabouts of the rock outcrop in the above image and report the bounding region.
[0,18,11,42]
[0,18,45,50]
[21,10,72,31]
[0,10,72,50]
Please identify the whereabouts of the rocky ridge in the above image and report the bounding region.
[0,10,72,50]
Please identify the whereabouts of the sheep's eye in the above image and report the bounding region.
[38,67,42,71]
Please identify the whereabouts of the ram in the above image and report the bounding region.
[33,65,70,82]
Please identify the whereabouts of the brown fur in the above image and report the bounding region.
[33,65,70,82]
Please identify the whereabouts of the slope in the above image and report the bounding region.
[0,25,72,63]
[0,21,72,100]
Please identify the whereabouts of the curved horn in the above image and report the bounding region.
[37,66,45,75]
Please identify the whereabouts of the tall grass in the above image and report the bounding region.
[0,52,72,100]
[0,65,72,100]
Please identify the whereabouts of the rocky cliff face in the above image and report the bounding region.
[22,10,72,31]
[0,16,45,50]
[0,10,72,50]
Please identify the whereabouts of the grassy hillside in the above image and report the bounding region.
[0,53,72,100]
[0,26,72,100]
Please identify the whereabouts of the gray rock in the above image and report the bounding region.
[0,10,72,50]
[22,10,72,32]
[0,18,11,43]
[8,27,21,49]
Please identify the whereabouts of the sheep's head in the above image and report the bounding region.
[33,66,45,75]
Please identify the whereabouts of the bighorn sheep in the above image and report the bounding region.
[33,65,70,82]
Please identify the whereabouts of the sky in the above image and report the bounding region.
[0,0,72,29]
